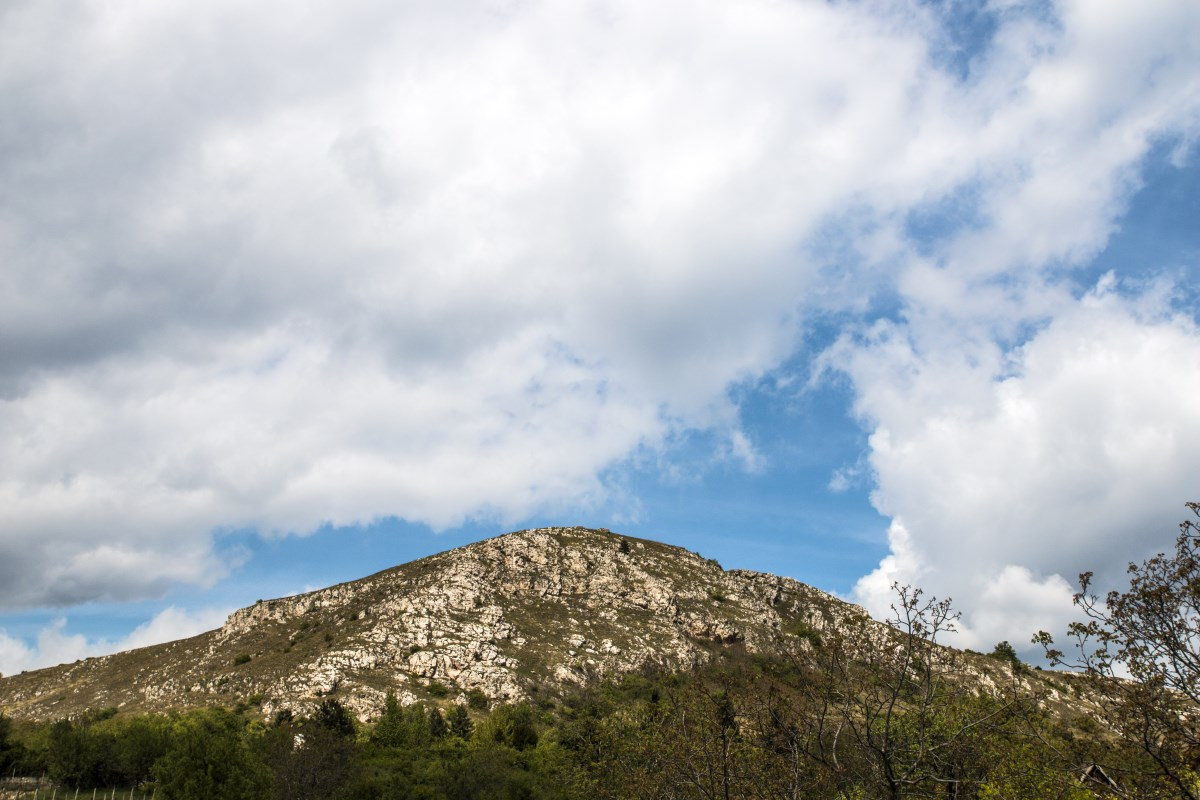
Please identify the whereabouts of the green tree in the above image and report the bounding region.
[371,693,431,749]
[448,704,474,740]
[988,641,1020,665]
[113,715,170,787]
[370,692,406,747]
[45,718,118,789]
[0,713,12,774]
[478,703,538,751]
[556,687,666,799]
[649,680,770,800]
[153,708,270,800]
[262,722,356,800]
[441,745,536,800]
[312,697,357,739]
[0,715,39,778]
[429,706,449,740]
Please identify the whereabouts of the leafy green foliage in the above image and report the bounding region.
[476,703,539,751]
[467,688,489,710]
[261,721,356,800]
[448,704,474,740]
[46,719,110,788]
[0,713,31,777]
[0,714,10,773]
[153,708,270,800]
[113,715,171,786]
[785,620,823,648]
[0,649,1175,800]
[988,640,1020,664]
[312,697,357,739]
[371,693,430,749]
[428,707,449,740]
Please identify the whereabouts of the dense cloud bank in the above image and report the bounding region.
[844,279,1200,647]
[1,0,1198,663]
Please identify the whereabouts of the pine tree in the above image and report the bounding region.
[312,698,356,739]
[448,704,474,740]
[429,707,448,740]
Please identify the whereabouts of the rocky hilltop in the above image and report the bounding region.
[0,526,860,722]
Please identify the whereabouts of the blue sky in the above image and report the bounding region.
[1,0,1198,674]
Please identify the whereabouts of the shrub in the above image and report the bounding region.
[786,621,823,648]
[988,641,1020,664]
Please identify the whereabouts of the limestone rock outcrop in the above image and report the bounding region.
[0,527,858,721]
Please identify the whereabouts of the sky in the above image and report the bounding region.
[1,0,1198,676]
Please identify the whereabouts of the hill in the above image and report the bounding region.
[4,521,1192,798]
[0,526,862,721]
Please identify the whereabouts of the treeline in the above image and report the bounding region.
[1,693,566,800]
[0,647,1185,799]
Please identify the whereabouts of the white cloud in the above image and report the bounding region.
[851,519,926,607]
[846,279,1200,653]
[0,632,32,678]
[0,606,230,676]
[0,0,1197,612]
[119,606,231,651]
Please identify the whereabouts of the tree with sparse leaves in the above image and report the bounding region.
[786,584,1032,799]
[1036,501,1200,799]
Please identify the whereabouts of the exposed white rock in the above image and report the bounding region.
[1,526,867,722]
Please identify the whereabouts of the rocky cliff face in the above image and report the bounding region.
[0,526,860,721]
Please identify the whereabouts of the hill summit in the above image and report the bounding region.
[0,526,857,721]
